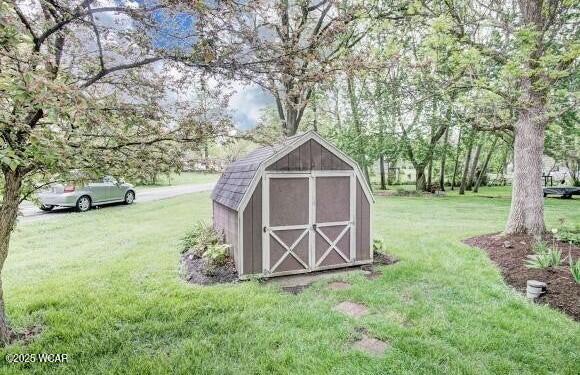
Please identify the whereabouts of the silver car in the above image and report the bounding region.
[38,176,135,212]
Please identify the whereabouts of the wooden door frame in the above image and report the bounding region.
[262,171,357,276]
[262,172,312,277]
[310,170,356,270]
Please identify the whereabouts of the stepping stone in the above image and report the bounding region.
[352,335,390,356]
[327,281,351,290]
[333,301,369,318]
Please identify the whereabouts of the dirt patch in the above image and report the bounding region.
[352,335,391,356]
[281,285,310,294]
[463,233,580,320]
[180,252,238,285]
[361,251,399,279]
[374,251,398,266]
[334,301,369,318]
[6,325,43,346]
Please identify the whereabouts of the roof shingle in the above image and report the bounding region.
[211,133,304,210]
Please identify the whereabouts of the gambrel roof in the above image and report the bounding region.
[211,131,373,211]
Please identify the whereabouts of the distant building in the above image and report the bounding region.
[502,156,574,186]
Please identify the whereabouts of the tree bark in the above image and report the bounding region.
[0,168,24,345]
[459,139,473,195]
[451,127,463,190]
[505,91,546,235]
[474,137,498,193]
[415,166,426,192]
[379,154,386,190]
[427,159,433,190]
[467,143,482,191]
[504,0,550,235]
[347,77,370,185]
[439,126,450,191]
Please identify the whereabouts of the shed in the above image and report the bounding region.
[211,131,374,279]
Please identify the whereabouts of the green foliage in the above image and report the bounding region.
[373,238,386,252]
[526,243,562,269]
[181,220,231,270]
[569,257,580,283]
[532,241,550,255]
[181,221,222,256]
[203,243,231,267]
[553,225,580,246]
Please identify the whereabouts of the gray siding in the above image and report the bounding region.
[267,140,352,171]
[213,133,373,278]
[242,179,262,275]
[213,201,239,269]
[356,180,371,260]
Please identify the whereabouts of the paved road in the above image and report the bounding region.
[19,182,216,223]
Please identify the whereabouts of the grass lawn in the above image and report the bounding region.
[134,172,219,188]
[1,190,579,374]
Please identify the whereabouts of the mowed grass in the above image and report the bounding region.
[1,191,579,374]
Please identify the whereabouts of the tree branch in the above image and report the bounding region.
[80,57,162,88]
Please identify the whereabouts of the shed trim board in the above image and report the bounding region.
[260,171,357,277]
[237,131,373,214]
[216,131,373,279]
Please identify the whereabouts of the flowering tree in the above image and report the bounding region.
[0,0,231,343]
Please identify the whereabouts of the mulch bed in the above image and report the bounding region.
[463,233,579,321]
[180,252,238,285]
[362,251,399,279]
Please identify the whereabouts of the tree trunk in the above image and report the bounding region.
[451,127,463,190]
[505,98,546,235]
[0,168,24,345]
[427,159,433,190]
[416,166,426,192]
[347,77,370,186]
[505,0,549,235]
[440,126,450,191]
[459,140,473,195]
[467,143,482,191]
[379,154,386,190]
[474,137,498,193]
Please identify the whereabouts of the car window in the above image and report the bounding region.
[102,176,117,184]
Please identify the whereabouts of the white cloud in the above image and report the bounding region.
[228,83,273,129]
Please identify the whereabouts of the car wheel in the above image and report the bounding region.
[40,204,54,212]
[76,196,91,212]
[124,191,135,205]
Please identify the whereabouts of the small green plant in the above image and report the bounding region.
[552,220,580,246]
[569,257,580,283]
[525,247,562,269]
[532,241,550,255]
[203,243,231,267]
[373,238,386,252]
[181,221,222,255]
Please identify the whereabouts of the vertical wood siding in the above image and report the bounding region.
[213,201,239,268]
[242,179,262,275]
[356,180,371,260]
[267,140,351,171]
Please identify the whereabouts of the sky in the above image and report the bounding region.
[18,0,273,130]
[144,0,274,130]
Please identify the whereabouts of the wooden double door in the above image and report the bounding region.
[263,172,355,276]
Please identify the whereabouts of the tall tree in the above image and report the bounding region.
[0,0,227,344]
[193,0,369,136]
[435,0,579,235]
